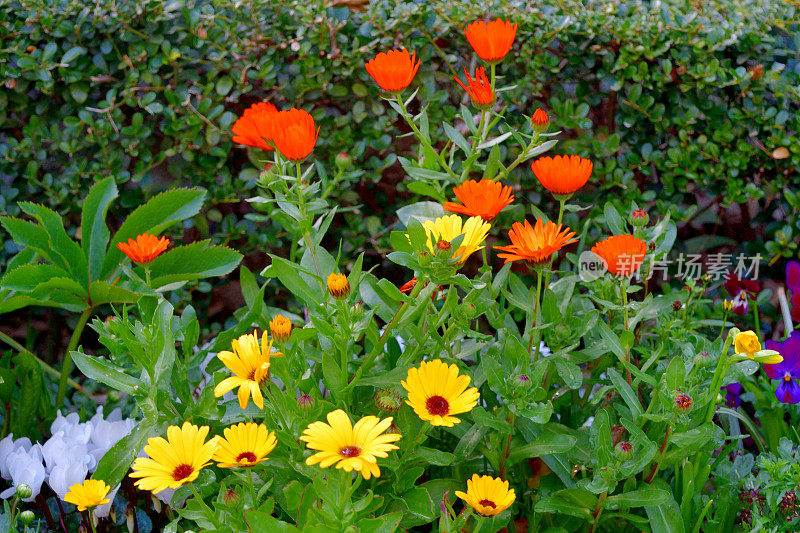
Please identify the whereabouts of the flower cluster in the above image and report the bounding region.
[0,408,136,516]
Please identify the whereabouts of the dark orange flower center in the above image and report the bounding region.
[675,394,692,409]
[426,395,449,416]
[339,446,362,458]
[172,464,194,481]
[479,499,496,508]
[236,451,258,463]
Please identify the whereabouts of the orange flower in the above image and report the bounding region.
[399,278,418,294]
[117,233,170,264]
[365,49,420,93]
[494,219,577,266]
[591,235,647,277]
[454,67,494,109]
[531,108,549,128]
[530,155,593,198]
[269,108,319,162]
[464,19,517,64]
[231,102,278,151]
[443,179,514,221]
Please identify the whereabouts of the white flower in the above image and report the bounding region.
[0,448,45,501]
[47,461,88,500]
[88,416,136,469]
[0,434,33,481]
[41,432,94,473]
[94,483,120,518]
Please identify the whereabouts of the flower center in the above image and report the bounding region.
[339,446,362,458]
[236,451,258,463]
[425,395,449,416]
[172,463,194,482]
[479,499,496,509]
[436,240,451,251]
[785,374,792,382]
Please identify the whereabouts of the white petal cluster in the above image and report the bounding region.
[0,407,136,516]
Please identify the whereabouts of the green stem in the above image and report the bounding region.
[55,307,93,408]
[620,278,632,386]
[247,468,257,507]
[188,482,218,525]
[88,511,98,533]
[296,162,322,277]
[588,492,608,533]
[346,278,426,390]
[145,266,151,287]
[703,330,736,423]
[751,296,761,340]
[530,269,544,364]
[395,93,459,180]
[719,306,730,340]
[0,330,88,396]
[497,413,516,478]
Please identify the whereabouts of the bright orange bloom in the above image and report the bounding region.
[464,19,517,64]
[454,67,494,109]
[494,219,577,265]
[399,278,418,294]
[117,233,170,264]
[269,108,319,162]
[530,155,593,197]
[443,179,514,221]
[591,234,647,277]
[231,102,278,151]
[365,49,420,93]
[531,108,549,128]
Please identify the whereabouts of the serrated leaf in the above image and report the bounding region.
[19,202,88,285]
[88,281,143,307]
[147,241,242,288]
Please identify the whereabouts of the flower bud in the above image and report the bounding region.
[297,393,315,411]
[223,488,240,505]
[615,441,633,461]
[434,239,452,259]
[269,314,293,343]
[458,302,477,320]
[418,251,432,267]
[694,350,714,368]
[374,388,402,414]
[629,209,649,227]
[734,330,761,358]
[19,510,35,525]
[513,374,533,389]
[327,273,351,300]
[15,484,32,499]
[335,152,352,170]
[531,108,549,131]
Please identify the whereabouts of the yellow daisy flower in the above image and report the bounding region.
[213,422,277,468]
[300,409,401,480]
[130,422,219,494]
[214,330,283,410]
[422,214,490,264]
[455,474,516,517]
[64,479,111,512]
[401,359,479,427]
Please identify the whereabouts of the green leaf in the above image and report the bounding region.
[356,511,403,533]
[607,368,643,418]
[665,356,685,391]
[61,45,86,64]
[70,350,144,395]
[535,488,596,520]
[147,241,242,288]
[0,217,60,267]
[396,201,445,227]
[88,281,143,307]
[606,488,670,508]
[244,511,299,532]
[415,447,454,466]
[93,422,162,498]
[506,429,577,466]
[1,264,77,292]
[645,480,686,533]
[81,177,118,281]
[264,255,322,307]
[604,202,627,235]
[19,202,89,285]
[321,355,346,401]
[443,123,470,154]
[101,188,206,279]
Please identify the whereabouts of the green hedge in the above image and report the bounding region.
[1,0,798,264]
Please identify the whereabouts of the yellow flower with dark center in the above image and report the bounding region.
[422,215,490,264]
[455,474,516,517]
[300,409,401,480]
[130,422,219,494]
[214,330,283,410]
[401,359,479,427]
[327,273,351,299]
[64,479,111,512]
[213,422,277,468]
[735,330,761,359]
[269,314,293,342]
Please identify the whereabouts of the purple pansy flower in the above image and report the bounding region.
[721,383,743,408]
[787,261,800,324]
[764,331,800,404]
